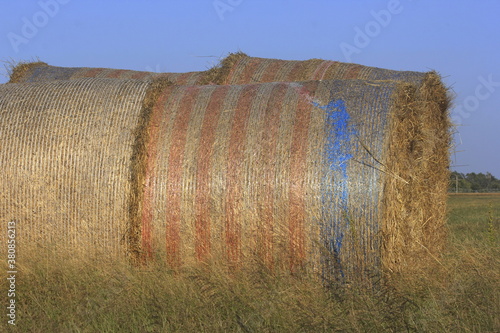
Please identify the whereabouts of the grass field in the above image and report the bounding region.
[2,194,499,332]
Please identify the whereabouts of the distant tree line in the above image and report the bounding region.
[449,171,500,193]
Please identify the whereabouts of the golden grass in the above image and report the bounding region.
[0,195,497,332]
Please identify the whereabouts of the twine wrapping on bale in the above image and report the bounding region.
[0,78,150,257]
[9,52,427,87]
[200,52,429,85]
[129,78,173,263]
[137,78,450,279]
[1,62,450,280]
[198,52,452,273]
[7,61,204,85]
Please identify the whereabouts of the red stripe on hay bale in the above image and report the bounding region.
[225,84,260,267]
[283,61,307,82]
[271,60,295,82]
[310,60,327,80]
[259,83,289,269]
[313,60,337,80]
[130,71,151,80]
[224,54,248,84]
[174,72,196,85]
[106,69,128,78]
[345,64,363,79]
[140,85,176,262]
[194,86,230,262]
[260,59,286,82]
[288,81,320,271]
[165,87,201,268]
[80,68,106,78]
[246,57,267,83]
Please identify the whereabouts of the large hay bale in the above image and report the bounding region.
[0,75,450,280]
[198,53,452,274]
[8,61,203,85]
[10,53,431,87]
[200,52,429,85]
[0,78,153,257]
[136,77,450,278]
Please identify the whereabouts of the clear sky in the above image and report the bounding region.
[1,0,499,177]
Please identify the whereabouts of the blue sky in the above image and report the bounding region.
[1,0,499,177]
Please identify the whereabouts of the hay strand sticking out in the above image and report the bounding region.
[7,60,49,83]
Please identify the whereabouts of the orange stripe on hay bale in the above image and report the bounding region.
[259,83,288,269]
[288,81,320,271]
[167,87,201,267]
[194,86,230,262]
[0,68,451,281]
[140,83,175,262]
[225,84,260,267]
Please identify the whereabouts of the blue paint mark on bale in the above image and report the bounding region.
[313,99,357,280]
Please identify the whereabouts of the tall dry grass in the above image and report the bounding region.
[1,194,498,332]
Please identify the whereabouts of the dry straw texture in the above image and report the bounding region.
[1,56,451,280]
[0,78,149,257]
[8,61,204,85]
[8,52,427,87]
[198,52,452,274]
[200,52,428,85]
[138,78,450,280]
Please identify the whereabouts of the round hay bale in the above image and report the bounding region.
[10,53,429,88]
[0,78,151,258]
[7,61,203,85]
[201,52,429,85]
[137,77,450,279]
[198,53,452,274]
[0,75,450,280]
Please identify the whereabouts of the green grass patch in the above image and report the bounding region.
[448,193,500,244]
